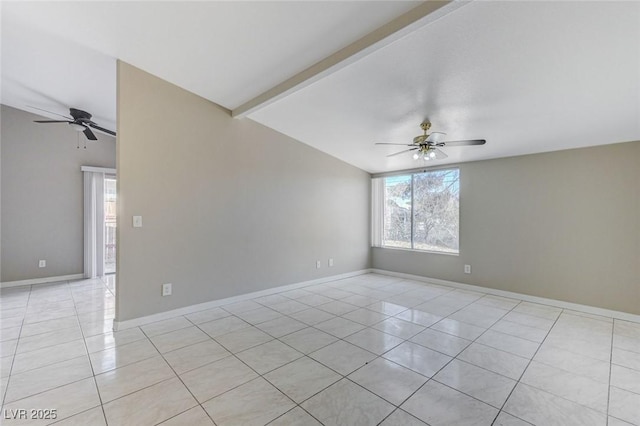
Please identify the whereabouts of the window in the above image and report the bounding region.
[374,168,459,254]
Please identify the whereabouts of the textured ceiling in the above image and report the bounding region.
[1,1,417,131]
[2,1,639,173]
[249,1,640,173]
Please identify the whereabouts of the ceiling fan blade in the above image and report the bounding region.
[375,142,412,146]
[443,139,486,146]
[83,127,98,141]
[88,122,116,136]
[426,131,446,143]
[432,148,448,160]
[387,148,418,158]
[27,105,72,120]
[34,120,72,123]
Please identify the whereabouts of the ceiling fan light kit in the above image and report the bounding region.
[375,121,486,162]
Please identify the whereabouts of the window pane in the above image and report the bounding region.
[383,175,412,248]
[104,177,117,274]
[412,169,459,253]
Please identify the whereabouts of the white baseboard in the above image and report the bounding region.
[0,274,85,289]
[113,269,372,331]
[372,269,640,324]
[114,267,639,331]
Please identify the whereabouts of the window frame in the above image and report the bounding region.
[378,167,460,256]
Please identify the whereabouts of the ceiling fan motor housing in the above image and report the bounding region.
[69,108,92,121]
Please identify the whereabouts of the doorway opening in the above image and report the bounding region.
[82,166,116,278]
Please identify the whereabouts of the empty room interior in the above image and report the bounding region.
[1,1,639,425]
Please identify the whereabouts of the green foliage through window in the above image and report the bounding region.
[383,169,459,254]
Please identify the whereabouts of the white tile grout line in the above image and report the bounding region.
[71,277,110,426]
[375,289,526,425]
[372,269,640,324]
[172,284,630,424]
[606,319,615,426]
[490,307,562,425]
[112,270,374,331]
[148,291,354,422]
[192,282,508,424]
[0,279,109,424]
[0,282,32,409]
[136,280,410,424]
[137,326,220,425]
[1,274,639,425]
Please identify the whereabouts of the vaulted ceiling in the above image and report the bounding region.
[2,1,639,173]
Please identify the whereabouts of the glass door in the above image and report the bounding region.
[104,175,117,274]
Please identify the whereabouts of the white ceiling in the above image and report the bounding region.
[250,1,640,173]
[1,1,417,130]
[2,1,639,173]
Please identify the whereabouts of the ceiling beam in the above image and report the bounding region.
[232,0,469,118]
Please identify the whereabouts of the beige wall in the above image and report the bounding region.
[1,105,116,282]
[116,62,370,321]
[373,141,640,315]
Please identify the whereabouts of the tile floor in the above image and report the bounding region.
[1,273,639,425]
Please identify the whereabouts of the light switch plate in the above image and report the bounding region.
[133,216,143,228]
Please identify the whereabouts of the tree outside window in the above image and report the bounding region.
[383,169,459,254]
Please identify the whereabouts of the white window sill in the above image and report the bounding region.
[373,246,459,257]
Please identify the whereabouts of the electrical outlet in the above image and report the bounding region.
[464,264,471,274]
[316,260,321,269]
[328,258,334,267]
[162,283,172,296]
[38,260,46,268]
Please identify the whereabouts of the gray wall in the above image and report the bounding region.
[116,62,371,321]
[373,141,640,315]
[1,105,116,282]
